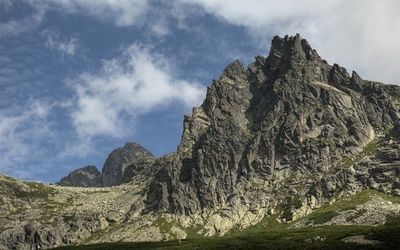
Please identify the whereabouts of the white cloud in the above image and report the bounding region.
[0,100,55,179]
[1,0,154,36]
[0,2,46,36]
[48,0,150,27]
[68,43,206,139]
[181,0,400,85]
[41,28,80,59]
[319,0,400,84]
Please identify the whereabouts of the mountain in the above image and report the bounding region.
[146,34,400,234]
[102,142,154,187]
[57,165,102,187]
[57,142,154,187]
[1,34,400,249]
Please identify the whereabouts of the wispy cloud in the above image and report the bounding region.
[0,2,46,36]
[0,100,55,179]
[0,42,206,181]
[1,0,157,36]
[41,28,81,59]
[48,0,150,27]
[68,43,205,139]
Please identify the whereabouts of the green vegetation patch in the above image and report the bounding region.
[7,181,57,201]
[63,214,76,223]
[82,190,110,195]
[308,210,339,225]
[314,189,376,213]
[53,190,400,250]
[346,209,367,222]
[152,217,174,235]
[151,217,204,239]
[279,197,304,221]
[384,215,400,227]
[54,225,400,250]
[337,139,380,169]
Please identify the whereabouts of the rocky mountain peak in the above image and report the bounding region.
[147,34,400,235]
[269,34,311,61]
[220,59,247,82]
[58,142,154,187]
[266,34,330,84]
[102,142,154,187]
[57,165,102,187]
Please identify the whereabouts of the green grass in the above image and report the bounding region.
[63,214,77,223]
[82,190,110,195]
[54,189,399,250]
[310,189,377,213]
[346,209,366,222]
[54,225,400,250]
[337,139,380,168]
[384,215,400,227]
[308,210,339,225]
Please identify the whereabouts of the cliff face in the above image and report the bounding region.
[146,34,400,233]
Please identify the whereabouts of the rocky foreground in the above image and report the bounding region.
[1,175,399,249]
[1,34,400,249]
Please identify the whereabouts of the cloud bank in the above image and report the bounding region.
[0,42,205,181]
[182,0,400,84]
[69,44,205,140]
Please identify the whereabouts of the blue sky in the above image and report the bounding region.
[1,0,399,183]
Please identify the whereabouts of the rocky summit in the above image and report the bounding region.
[102,142,155,187]
[57,142,155,188]
[1,34,400,249]
[57,165,102,187]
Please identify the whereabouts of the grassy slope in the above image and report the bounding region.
[55,190,400,250]
[53,226,400,250]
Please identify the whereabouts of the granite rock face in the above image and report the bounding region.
[102,142,154,187]
[146,34,400,233]
[57,165,102,187]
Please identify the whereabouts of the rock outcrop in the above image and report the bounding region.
[57,165,102,187]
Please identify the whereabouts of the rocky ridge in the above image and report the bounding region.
[57,165,102,187]
[1,34,400,249]
[58,142,154,188]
